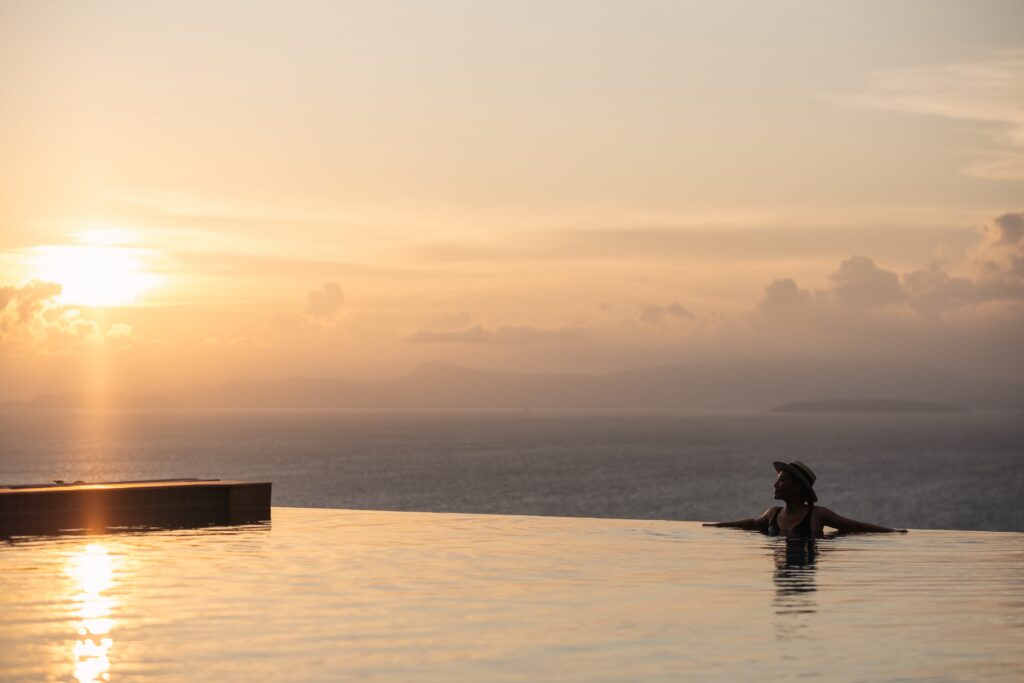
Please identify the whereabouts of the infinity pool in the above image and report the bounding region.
[3,507,1023,681]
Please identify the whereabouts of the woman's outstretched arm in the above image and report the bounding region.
[817,507,907,534]
[703,507,774,532]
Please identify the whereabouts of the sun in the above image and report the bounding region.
[31,231,161,307]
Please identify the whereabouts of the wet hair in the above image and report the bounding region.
[800,483,815,508]
[788,470,816,506]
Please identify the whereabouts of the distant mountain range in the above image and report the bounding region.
[0,392,176,411]
[4,359,1024,411]
[770,398,967,414]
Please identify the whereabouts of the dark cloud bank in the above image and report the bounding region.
[752,213,1023,380]
[4,215,1022,408]
[405,213,1023,383]
[761,213,1024,317]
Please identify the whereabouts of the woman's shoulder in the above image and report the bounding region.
[810,506,837,522]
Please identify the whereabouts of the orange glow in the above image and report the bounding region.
[31,233,160,307]
[1,2,1022,400]
[67,544,117,683]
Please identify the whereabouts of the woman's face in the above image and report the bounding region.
[773,469,802,500]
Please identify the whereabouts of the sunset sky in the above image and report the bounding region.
[2,0,1023,400]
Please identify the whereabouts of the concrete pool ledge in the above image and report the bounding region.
[0,479,271,535]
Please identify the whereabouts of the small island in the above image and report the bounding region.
[770,398,968,414]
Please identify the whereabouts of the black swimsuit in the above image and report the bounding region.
[768,507,813,537]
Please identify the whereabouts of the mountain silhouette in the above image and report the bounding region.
[7,357,1022,411]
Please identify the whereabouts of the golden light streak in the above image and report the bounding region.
[67,544,117,683]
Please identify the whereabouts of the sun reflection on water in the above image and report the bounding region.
[67,544,117,683]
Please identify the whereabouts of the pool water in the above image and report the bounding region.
[3,507,1023,681]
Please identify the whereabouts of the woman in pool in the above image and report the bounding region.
[704,461,907,537]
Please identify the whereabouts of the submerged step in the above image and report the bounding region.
[0,479,271,536]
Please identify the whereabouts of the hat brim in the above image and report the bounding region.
[773,461,818,502]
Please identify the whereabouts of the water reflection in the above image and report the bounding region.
[772,538,818,640]
[67,544,117,683]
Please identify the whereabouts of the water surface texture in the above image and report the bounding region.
[2,411,1022,531]
[2,508,1022,682]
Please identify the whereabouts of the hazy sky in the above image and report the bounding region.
[2,1,1023,399]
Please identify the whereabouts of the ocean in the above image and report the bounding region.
[2,410,1022,532]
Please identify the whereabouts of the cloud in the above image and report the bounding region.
[849,50,1024,179]
[758,278,816,317]
[411,213,1022,374]
[900,212,1024,316]
[637,302,695,325]
[973,212,1024,284]
[902,266,977,317]
[0,280,62,334]
[105,323,138,349]
[829,256,905,309]
[758,214,1024,321]
[747,212,1024,377]
[989,212,1024,245]
[306,282,345,318]
[411,325,585,345]
[0,280,133,355]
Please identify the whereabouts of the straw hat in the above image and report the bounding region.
[773,460,818,503]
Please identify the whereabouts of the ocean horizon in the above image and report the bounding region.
[3,409,1021,533]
